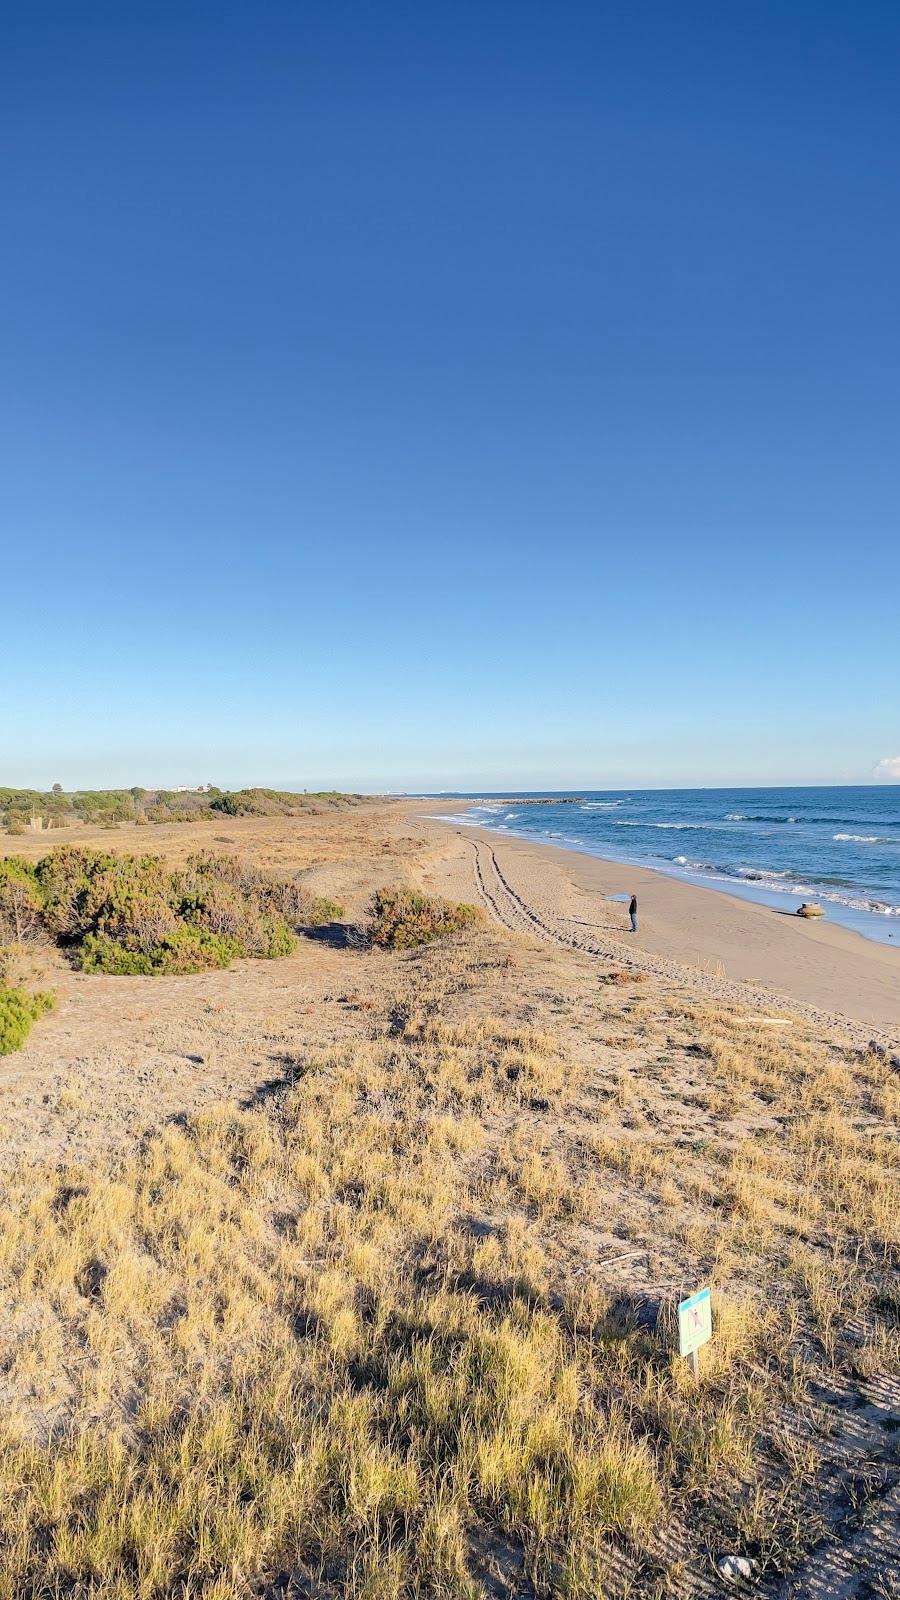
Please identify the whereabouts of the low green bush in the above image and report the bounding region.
[0,859,44,943]
[72,936,155,976]
[369,888,482,950]
[209,788,354,817]
[254,878,344,928]
[0,985,54,1054]
[257,917,297,958]
[1,847,300,977]
[174,854,297,959]
[258,877,313,923]
[79,927,245,976]
[308,896,346,926]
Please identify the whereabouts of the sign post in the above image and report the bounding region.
[678,1286,712,1377]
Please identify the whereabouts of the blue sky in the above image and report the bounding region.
[2,1,898,791]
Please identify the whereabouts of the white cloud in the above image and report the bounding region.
[873,756,900,782]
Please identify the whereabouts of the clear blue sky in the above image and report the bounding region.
[3,1,898,791]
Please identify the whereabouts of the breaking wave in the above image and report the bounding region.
[614,820,705,830]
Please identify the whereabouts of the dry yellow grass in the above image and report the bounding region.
[0,811,897,1597]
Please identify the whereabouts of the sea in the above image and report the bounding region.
[428,787,900,948]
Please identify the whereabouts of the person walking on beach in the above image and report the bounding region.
[629,893,638,933]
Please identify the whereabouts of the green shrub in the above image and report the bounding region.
[35,848,116,939]
[249,874,343,931]
[0,986,54,1054]
[36,849,176,951]
[178,851,264,900]
[0,859,44,943]
[5,846,301,978]
[79,927,244,976]
[0,786,78,830]
[209,793,241,816]
[92,871,179,952]
[257,917,297,958]
[145,805,215,824]
[174,855,296,958]
[177,875,254,941]
[258,877,314,923]
[0,785,359,831]
[77,935,154,975]
[369,888,482,950]
[209,788,354,818]
[209,789,294,817]
[308,896,346,926]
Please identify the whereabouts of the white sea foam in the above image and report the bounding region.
[805,890,898,915]
[833,833,884,844]
[615,820,704,830]
[670,854,899,917]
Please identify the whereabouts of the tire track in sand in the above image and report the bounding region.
[460,833,897,1051]
[468,836,612,956]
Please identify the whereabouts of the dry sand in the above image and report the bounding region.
[414,808,900,1036]
[0,804,420,1168]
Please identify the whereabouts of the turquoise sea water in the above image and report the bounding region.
[430,787,900,948]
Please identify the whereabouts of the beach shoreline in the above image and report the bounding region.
[416,804,900,1033]
[423,790,900,948]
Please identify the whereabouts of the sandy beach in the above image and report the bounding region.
[414,806,900,1035]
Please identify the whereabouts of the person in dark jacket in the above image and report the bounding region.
[629,893,638,933]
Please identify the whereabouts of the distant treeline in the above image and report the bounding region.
[0,786,360,834]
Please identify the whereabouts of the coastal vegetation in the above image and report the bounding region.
[209,788,349,817]
[0,848,311,976]
[369,887,483,948]
[0,983,53,1054]
[0,857,45,943]
[0,786,362,833]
